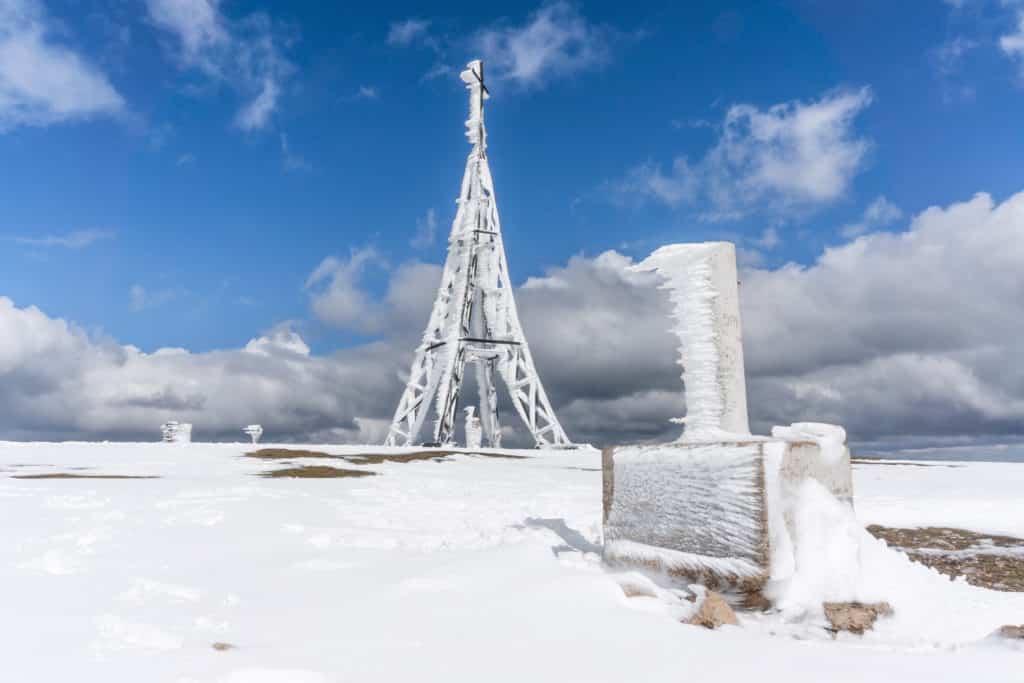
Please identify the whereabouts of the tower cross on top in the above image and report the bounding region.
[462,59,489,98]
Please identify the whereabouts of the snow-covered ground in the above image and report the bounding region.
[1,442,1021,682]
[854,459,1024,538]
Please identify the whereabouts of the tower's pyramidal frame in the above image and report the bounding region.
[385,60,571,449]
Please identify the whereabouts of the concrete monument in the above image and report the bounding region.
[602,242,853,598]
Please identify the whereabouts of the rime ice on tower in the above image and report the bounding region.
[464,407,483,450]
[161,421,192,443]
[602,242,854,597]
[384,61,570,449]
[243,425,263,445]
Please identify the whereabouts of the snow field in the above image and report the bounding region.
[1,442,1022,682]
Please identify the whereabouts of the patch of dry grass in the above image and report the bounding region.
[246,448,346,460]
[258,465,377,479]
[246,448,529,466]
[868,525,1024,592]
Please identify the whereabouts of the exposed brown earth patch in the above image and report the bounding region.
[247,448,350,461]
[212,642,236,651]
[347,451,457,465]
[258,465,378,479]
[12,473,160,480]
[868,525,1024,592]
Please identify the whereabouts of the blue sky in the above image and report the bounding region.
[3,0,1021,354]
[3,0,1024,447]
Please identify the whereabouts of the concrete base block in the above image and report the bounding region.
[602,436,852,593]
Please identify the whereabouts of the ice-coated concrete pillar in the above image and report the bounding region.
[633,241,750,439]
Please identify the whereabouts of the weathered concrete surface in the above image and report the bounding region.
[633,242,750,438]
[703,243,750,436]
[779,441,853,506]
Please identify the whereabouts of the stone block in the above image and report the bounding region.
[603,440,769,592]
[603,435,853,593]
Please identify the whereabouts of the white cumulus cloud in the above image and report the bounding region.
[1000,11,1024,71]
[611,87,873,219]
[387,18,432,47]
[473,2,613,89]
[410,208,438,249]
[839,196,903,239]
[0,0,124,130]
[146,0,293,131]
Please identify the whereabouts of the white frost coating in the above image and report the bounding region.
[461,59,489,147]
[762,440,795,581]
[764,433,854,586]
[160,421,192,443]
[772,422,847,464]
[633,242,750,440]
[766,479,891,617]
[464,407,482,449]
[606,443,765,570]
[605,539,763,579]
[243,424,263,444]
[384,59,570,448]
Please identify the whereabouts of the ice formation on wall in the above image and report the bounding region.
[633,242,750,440]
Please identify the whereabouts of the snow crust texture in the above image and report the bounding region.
[1,442,1023,681]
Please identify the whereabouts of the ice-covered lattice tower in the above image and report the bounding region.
[385,60,571,448]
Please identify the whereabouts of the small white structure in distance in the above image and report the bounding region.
[243,425,264,445]
[161,421,192,444]
[603,241,854,599]
[464,407,482,450]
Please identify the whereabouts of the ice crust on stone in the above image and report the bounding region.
[605,539,764,580]
[605,443,766,574]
